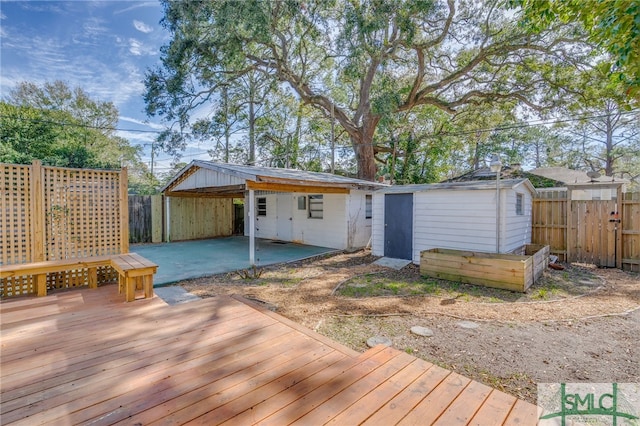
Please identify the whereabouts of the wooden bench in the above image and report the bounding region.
[110,253,158,302]
[0,253,157,302]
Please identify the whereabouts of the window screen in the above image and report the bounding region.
[257,197,267,216]
[308,195,323,219]
[365,195,372,219]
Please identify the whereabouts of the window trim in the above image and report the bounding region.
[365,194,372,219]
[515,193,524,216]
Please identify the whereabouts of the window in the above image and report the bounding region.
[308,194,323,219]
[297,196,306,210]
[257,197,267,216]
[515,193,524,215]
[365,195,372,219]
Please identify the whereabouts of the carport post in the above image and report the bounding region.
[249,189,255,265]
[165,196,171,242]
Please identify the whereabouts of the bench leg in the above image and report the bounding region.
[124,275,135,302]
[88,267,98,289]
[143,275,154,299]
[35,274,47,297]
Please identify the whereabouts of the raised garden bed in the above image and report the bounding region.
[420,244,550,292]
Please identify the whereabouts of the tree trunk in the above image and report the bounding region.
[248,86,255,165]
[352,138,377,180]
[604,114,614,176]
[350,116,379,181]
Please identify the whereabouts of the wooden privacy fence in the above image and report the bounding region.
[532,190,639,272]
[128,194,234,243]
[1,161,128,297]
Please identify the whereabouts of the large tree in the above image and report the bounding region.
[146,0,588,180]
[511,0,640,95]
[2,81,140,170]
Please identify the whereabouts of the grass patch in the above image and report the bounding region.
[337,274,444,298]
[336,263,601,303]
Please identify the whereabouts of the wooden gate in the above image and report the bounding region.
[533,189,639,271]
[568,200,617,267]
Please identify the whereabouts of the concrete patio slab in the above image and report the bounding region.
[373,257,412,270]
[132,236,338,286]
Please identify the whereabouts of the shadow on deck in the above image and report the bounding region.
[0,285,539,425]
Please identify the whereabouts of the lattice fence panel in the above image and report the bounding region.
[1,164,32,265]
[1,164,34,296]
[43,167,122,260]
[2,162,125,298]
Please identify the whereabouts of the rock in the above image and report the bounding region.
[367,336,392,348]
[457,320,480,329]
[410,326,434,337]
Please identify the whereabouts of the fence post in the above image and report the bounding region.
[30,160,46,262]
[151,194,163,243]
[616,186,623,269]
[120,167,129,253]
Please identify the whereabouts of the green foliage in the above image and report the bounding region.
[1,81,154,192]
[147,0,593,180]
[511,0,640,95]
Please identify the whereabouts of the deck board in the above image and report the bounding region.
[0,284,538,425]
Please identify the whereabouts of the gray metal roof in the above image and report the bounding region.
[376,179,536,194]
[529,167,629,185]
[163,160,386,192]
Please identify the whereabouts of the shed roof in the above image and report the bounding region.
[376,178,536,194]
[162,160,385,196]
[528,167,629,185]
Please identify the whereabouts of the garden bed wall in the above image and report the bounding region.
[420,244,549,292]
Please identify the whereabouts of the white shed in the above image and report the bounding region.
[163,161,383,262]
[372,179,537,263]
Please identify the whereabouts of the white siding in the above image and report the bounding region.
[346,190,373,249]
[412,190,498,262]
[174,168,244,191]
[502,183,533,252]
[371,192,385,256]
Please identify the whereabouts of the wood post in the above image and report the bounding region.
[88,267,98,289]
[249,189,255,265]
[151,194,163,243]
[30,160,45,262]
[120,167,129,253]
[566,187,572,262]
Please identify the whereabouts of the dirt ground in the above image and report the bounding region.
[180,250,640,404]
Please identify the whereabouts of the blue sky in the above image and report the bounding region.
[0,1,210,173]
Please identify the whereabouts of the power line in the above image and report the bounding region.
[2,109,637,149]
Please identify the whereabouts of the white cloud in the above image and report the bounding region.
[133,19,153,34]
[129,38,157,56]
[120,116,165,130]
[1,12,6,19]
[113,2,159,15]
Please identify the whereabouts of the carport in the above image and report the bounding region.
[162,161,382,266]
[132,236,337,286]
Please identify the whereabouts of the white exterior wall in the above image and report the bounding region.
[502,183,533,252]
[173,168,244,190]
[372,185,535,264]
[244,191,353,249]
[346,190,373,249]
[412,190,498,263]
[371,192,385,257]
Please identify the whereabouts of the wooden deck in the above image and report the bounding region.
[0,285,538,425]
